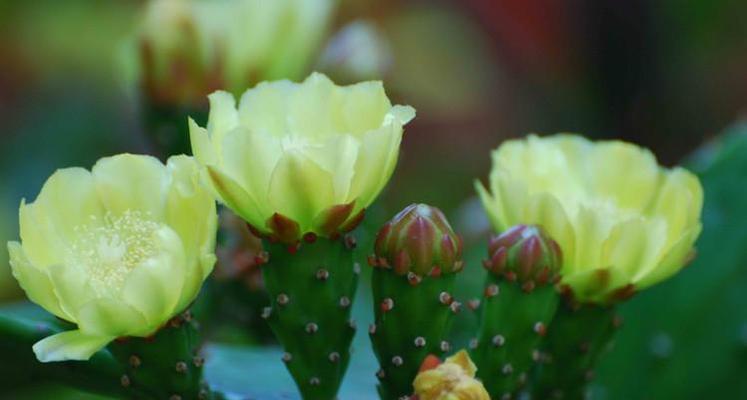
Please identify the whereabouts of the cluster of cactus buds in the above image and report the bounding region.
[260,235,360,399]
[471,224,562,399]
[369,204,464,399]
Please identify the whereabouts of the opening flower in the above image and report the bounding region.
[413,350,490,400]
[476,134,703,303]
[7,154,217,362]
[190,72,416,242]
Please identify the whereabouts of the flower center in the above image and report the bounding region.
[67,210,161,296]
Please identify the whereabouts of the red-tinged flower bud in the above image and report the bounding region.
[374,204,463,277]
[484,225,562,288]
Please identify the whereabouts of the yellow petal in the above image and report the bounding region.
[77,298,149,337]
[474,180,503,231]
[206,91,239,152]
[304,133,360,202]
[348,122,402,209]
[268,150,335,232]
[165,155,218,304]
[445,350,477,377]
[637,226,701,288]
[288,72,341,139]
[601,218,667,284]
[92,154,169,220]
[523,193,576,270]
[122,226,186,325]
[17,201,66,268]
[237,79,295,136]
[189,118,218,166]
[220,126,282,217]
[47,263,95,321]
[205,166,264,227]
[7,242,70,320]
[339,80,391,135]
[33,330,113,362]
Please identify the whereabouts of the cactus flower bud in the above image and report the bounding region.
[484,224,562,289]
[413,350,490,400]
[373,204,463,277]
[476,134,703,303]
[7,154,217,362]
[191,72,415,243]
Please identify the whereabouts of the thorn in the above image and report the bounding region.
[501,394,512,400]
[287,242,300,254]
[519,372,528,385]
[261,306,272,319]
[181,310,193,322]
[170,395,182,400]
[533,322,547,336]
[175,361,188,373]
[198,389,209,400]
[344,235,357,249]
[193,356,204,367]
[128,355,141,368]
[305,322,319,334]
[492,334,506,347]
[348,319,357,330]
[467,298,481,310]
[532,349,541,362]
[522,280,536,293]
[315,268,330,281]
[414,337,426,347]
[120,374,130,387]
[254,251,269,265]
[367,255,379,267]
[381,298,394,312]
[484,284,499,298]
[501,363,513,375]
[449,301,462,314]
[353,262,361,275]
[469,338,478,349]
[429,266,442,277]
[309,377,321,386]
[505,271,517,282]
[392,356,404,366]
[376,369,386,379]
[440,341,450,352]
[439,292,453,305]
[328,352,340,363]
[369,324,377,335]
[303,232,317,243]
[339,296,351,308]
[407,272,422,286]
[282,352,292,363]
[277,293,290,306]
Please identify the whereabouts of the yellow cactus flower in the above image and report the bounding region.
[7,154,217,362]
[413,350,490,400]
[129,0,335,104]
[476,134,703,303]
[190,72,416,242]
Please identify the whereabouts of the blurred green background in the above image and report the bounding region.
[1,0,746,398]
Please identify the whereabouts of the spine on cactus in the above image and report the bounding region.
[368,204,464,400]
[258,214,361,399]
[471,224,562,400]
[532,302,621,399]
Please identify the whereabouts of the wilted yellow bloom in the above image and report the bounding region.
[129,0,335,104]
[7,154,217,362]
[413,350,490,400]
[190,72,415,242]
[476,134,703,303]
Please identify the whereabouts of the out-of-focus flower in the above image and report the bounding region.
[7,154,217,362]
[190,72,415,243]
[317,21,393,82]
[128,0,336,106]
[476,134,703,303]
[373,203,463,276]
[413,350,490,400]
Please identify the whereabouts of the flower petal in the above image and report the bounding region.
[122,226,186,325]
[7,242,70,320]
[189,118,218,166]
[268,151,335,232]
[47,263,95,320]
[205,166,264,227]
[33,330,113,362]
[348,122,402,209]
[92,154,169,220]
[77,298,150,337]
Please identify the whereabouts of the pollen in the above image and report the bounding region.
[67,210,161,296]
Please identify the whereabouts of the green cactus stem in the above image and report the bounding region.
[368,204,464,399]
[261,235,359,400]
[0,310,221,399]
[532,302,620,400]
[471,225,562,399]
